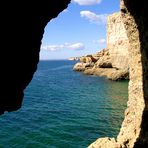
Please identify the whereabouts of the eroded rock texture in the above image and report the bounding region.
[107,12,129,70]
[73,12,129,81]
[88,0,148,147]
[119,0,148,147]
[0,0,71,115]
[0,0,148,148]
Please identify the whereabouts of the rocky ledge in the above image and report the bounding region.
[73,48,129,81]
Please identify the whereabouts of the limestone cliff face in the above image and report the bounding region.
[107,12,129,69]
[73,12,129,80]
[88,0,148,147]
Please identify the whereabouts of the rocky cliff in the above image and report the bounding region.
[73,12,129,81]
[107,12,129,69]
[1,0,148,147]
[88,0,148,147]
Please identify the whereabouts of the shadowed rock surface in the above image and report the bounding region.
[0,0,71,115]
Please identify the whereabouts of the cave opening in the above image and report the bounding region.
[19,0,128,147]
[0,0,131,147]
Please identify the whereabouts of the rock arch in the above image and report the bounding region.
[0,0,147,147]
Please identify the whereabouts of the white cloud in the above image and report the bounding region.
[68,43,85,50]
[80,11,107,25]
[93,38,106,44]
[41,45,64,51]
[41,43,85,51]
[72,0,102,5]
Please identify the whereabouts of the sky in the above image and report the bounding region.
[40,0,120,60]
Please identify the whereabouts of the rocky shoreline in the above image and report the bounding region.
[73,12,129,81]
[73,48,129,81]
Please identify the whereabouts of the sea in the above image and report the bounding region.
[0,60,128,148]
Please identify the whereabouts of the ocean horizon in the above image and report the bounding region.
[0,60,128,148]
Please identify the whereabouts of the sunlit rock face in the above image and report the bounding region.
[107,12,129,70]
[73,12,129,81]
[118,0,148,147]
[88,0,148,147]
[0,0,71,115]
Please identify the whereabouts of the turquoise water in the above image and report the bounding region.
[0,60,128,148]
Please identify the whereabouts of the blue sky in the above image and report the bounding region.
[40,0,120,60]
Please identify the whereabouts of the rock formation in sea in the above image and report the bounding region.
[1,0,148,147]
[73,12,129,81]
[68,57,79,61]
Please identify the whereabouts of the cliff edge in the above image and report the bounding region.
[73,12,129,81]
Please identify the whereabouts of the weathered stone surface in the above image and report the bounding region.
[73,12,129,80]
[73,62,93,71]
[107,69,129,81]
[84,68,129,81]
[80,55,97,63]
[88,0,148,147]
[95,56,112,68]
[107,12,129,70]
[88,138,120,148]
[117,0,147,147]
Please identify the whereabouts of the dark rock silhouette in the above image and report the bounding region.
[0,0,70,115]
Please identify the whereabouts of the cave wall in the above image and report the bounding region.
[119,0,148,147]
[0,0,148,147]
[89,0,148,147]
[0,0,71,115]
[117,0,145,147]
